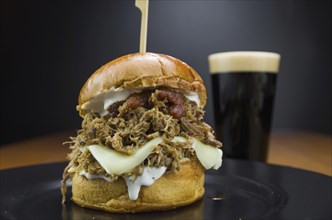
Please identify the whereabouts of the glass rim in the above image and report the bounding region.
[208,51,281,74]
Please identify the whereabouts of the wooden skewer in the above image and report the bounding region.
[135,0,149,53]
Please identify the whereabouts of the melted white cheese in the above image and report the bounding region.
[87,136,222,175]
[192,138,223,170]
[81,87,201,115]
[172,136,223,170]
[84,136,222,201]
[123,166,167,200]
[88,137,162,175]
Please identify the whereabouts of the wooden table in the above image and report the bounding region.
[0,131,331,176]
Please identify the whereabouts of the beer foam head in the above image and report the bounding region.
[208,51,280,74]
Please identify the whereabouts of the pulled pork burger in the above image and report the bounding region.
[62,52,223,213]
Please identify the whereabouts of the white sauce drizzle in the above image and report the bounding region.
[184,92,200,106]
[79,167,166,201]
[79,170,114,182]
[81,87,140,116]
[123,166,167,200]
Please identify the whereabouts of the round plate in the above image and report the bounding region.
[0,159,331,220]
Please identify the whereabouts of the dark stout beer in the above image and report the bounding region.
[212,72,277,160]
[209,52,280,161]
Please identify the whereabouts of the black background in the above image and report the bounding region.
[1,0,331,145]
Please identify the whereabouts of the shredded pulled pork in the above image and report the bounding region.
[61,89,221,203]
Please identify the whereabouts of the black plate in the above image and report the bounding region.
[0,159,331,220]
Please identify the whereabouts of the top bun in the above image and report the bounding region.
[78,52,207,107]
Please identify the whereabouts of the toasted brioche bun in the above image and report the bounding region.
[71,159,205,213]
[78,53,207,110]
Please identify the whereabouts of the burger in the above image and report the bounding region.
[61,52,223,213]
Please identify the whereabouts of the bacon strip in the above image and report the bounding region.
[156,90,186,119]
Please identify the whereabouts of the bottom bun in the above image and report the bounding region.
[71,159,205,213]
